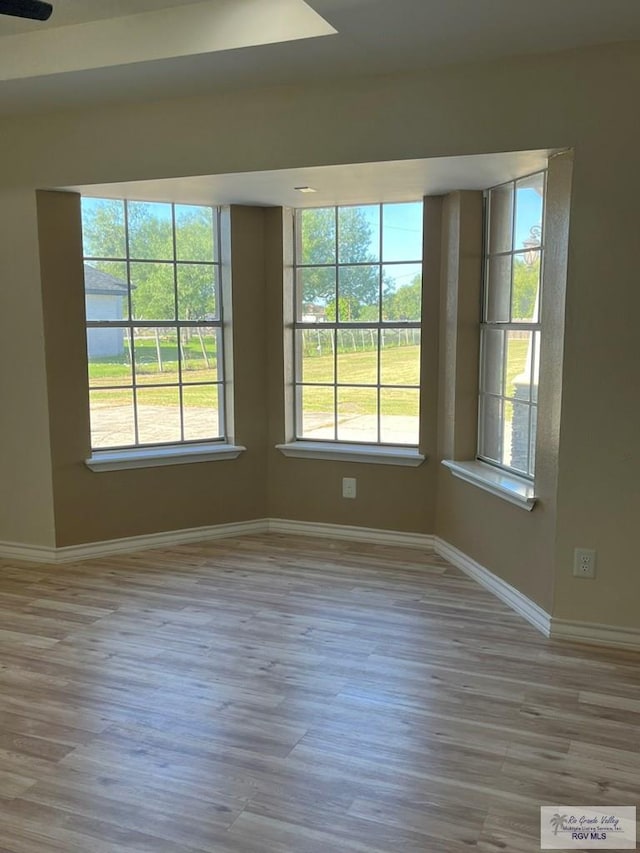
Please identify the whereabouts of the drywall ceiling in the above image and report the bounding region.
[2,0,640,114]
[68,150,553,208]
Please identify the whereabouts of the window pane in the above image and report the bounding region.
[136,386,181,445]
[134,328,179,385]
[84,262,129,321]
[382,202,423,262]
[511,253,540,322]
[479,395,503,463]
[380,389,419,445]
[515,173,544,251]
[532,331,540,403]
[338,265,379,321]
[505,331,531,399]
[380,329,420,386]
[182,384,221,441]
[529,406,538,476]
[298,385,335,440]
[507,400,531,474]
[177,264,217,321]
[382,264,422,321]
[81,198,126,259]
[481,328,504,396]
[488,184,513,255]
[130,262,175,321]
[87,328,132,387]
[175,205,214,262]
[337,387,377,443]
[181,328,219,383]
[297,267,334,321]
[127,201,174,261]
[297,208,335,265]
[338,205,379,263]
[485,255,511,322]
[337,329,377,385]
[297,329,334,384]
[90,389,135,449]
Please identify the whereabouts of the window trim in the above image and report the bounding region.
[441,459,537,510]
[85,441,245,472]
[276,441,425,467]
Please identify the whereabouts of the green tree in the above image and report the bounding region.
[383,275,421,321]
[512,257,539,321]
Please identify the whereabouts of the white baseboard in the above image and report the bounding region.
[267,518,434,549]
[0,519,269,564]
[433,536,552,637]
[550,619,640,652]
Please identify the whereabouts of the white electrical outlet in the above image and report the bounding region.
[573,548,596,578]
[342,477,357,499]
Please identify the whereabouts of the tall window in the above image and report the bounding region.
[293,202,423,446]
[479,172,546,478]
[81,198,225,450]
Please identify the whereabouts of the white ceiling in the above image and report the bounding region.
[68,150,553,208]
[1,0,640,115]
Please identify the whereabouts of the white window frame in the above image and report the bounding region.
[277,203,425,466]
[83,199,244,470]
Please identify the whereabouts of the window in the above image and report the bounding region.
[82,198,226,451]
[478,172,546,478]
[292,202,423,447]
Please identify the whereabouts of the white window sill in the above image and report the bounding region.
[86,442,246,472]
[276,441,425,467]
[441,459,537,511]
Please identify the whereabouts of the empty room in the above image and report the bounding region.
[0,1,638,851]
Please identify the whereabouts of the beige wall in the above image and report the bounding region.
[37,193,268,546]
[0,41,637,629]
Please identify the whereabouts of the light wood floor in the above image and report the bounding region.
[0,534,638,852]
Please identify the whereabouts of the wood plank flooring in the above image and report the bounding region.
[0,533,638,852]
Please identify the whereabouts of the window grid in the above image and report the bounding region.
[478,171,546,479]
[293,203,423,447]
[83,199,225,451]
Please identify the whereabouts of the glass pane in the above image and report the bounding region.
[382,202,423,262]
[380,389,419,445]
[134,328,179,385]
[297,329,334,384]
[481,328,504,396]
[485,255,511,322]
[511,252,541,322]
[87,328,132,387]
[380,329,420,386]
[382,264,422,320]
[297,208,335,265]
[181,328,219,383]
[298,385,335,440]
[531,331,540,404]
[84,262,128,321]
[177,264,216,321]
[175,205,215,262]
[297,267,334,321]
[505,331,532,399]
[488,184,514,255]
[182,384,221,441]
[136,386,181,445]
[337,387,377,443]
[515,172,544,251]
[529,406,538,476]
[338,205,379,263]
[507,400,531,474]
[479,395,503,463]
[338,265,379,322]
[81,198,126,259]
[127,201,174,261]
[89,389,134,449]
[130,262,175,321]
[337,329,377,385]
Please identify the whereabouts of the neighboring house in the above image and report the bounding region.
[84,264,128,359]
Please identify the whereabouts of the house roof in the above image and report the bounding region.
[84,263,128,296]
